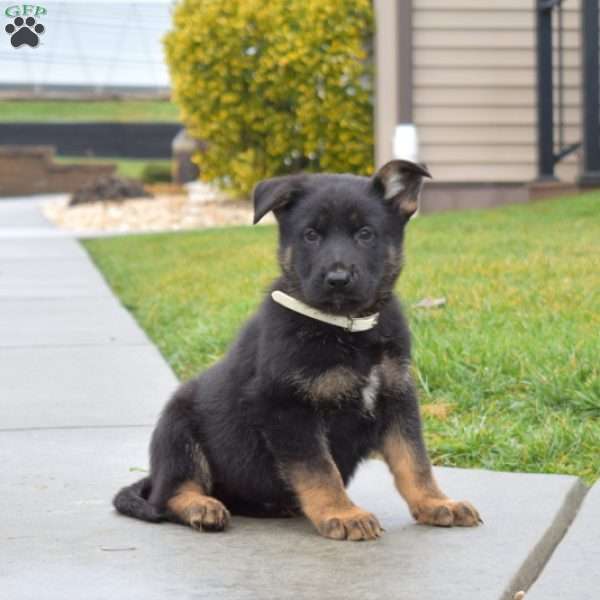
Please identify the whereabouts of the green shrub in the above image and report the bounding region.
[164,0,374,195]
[141,163,172,184]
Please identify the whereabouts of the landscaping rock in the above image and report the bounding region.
[69,175,153,206]
[44,193,273,233]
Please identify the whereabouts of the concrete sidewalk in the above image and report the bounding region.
[0,196,597,600]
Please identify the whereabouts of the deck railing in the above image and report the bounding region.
[536,0,600,184]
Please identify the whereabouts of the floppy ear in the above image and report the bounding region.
[372,160,431,218]
[252,175,304,224]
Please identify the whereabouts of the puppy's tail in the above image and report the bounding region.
[113,476,164,523]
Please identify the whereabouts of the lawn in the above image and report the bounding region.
[0,100,180,122]
[55,156,171,180]
[83,194,600,483]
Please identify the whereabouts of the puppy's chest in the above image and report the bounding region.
[357,367,381,414]
[290,363,386,415]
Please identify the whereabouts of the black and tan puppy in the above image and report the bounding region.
[114,160,481,541]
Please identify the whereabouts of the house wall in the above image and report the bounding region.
[374,0,401,167]
[412,0,581,182]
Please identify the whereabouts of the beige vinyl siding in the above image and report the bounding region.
[412,0,582,183]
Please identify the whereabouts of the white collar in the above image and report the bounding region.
[271,290,379,333]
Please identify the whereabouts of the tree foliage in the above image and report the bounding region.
[165,0,374,194]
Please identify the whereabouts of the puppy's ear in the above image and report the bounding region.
[372,160,431,218]
[252,175,304,224]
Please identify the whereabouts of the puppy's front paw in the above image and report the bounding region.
[318,507,383,541]
[412,498,482,527]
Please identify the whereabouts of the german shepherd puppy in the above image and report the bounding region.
[114,160,481,541]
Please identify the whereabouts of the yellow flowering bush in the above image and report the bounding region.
[164,0,374,195]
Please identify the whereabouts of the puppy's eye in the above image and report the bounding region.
[303,228,321,243]
[356,227,374,242]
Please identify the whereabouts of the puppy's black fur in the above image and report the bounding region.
[114,160,481,540]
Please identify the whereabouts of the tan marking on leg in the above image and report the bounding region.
[382,431,444,506]
[285,459,383,541]
[382,430,481,527]
[167,481,230,532]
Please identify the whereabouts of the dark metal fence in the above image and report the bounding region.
[536,0,600,184]
[0,122,180,159]
[580,0,600,184]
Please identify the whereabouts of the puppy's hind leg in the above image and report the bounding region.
[148,381,231,532]
[167,480,231,532]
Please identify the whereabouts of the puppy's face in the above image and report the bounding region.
[253,161,431,315]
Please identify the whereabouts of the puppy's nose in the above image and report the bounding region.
[325,269,351,289]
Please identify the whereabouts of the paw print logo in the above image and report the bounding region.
[5,16,45,48]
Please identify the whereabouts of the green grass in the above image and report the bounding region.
[83,194,600,483]
[0,100,180,122]
[55,156,171,180]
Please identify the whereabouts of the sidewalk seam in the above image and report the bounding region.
[501,478,589,600]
